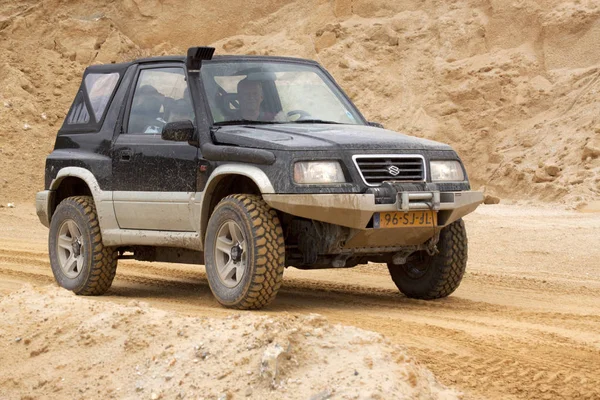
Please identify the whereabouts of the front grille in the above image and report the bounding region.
[353,155,425,186]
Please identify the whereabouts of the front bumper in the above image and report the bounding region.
[36,190,52,228]
[263,190,484,230]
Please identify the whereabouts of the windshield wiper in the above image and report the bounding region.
[213,119,283,126]
[288,119,342,124]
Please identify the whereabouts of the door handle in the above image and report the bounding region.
[120,150,133,162]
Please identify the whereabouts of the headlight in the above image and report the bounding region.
[293,161,346,184]
[430,160,465,182]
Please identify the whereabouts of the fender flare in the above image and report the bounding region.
[204,164,275,195]
[50,167,105,198]
[196,164,275,243]
[49,167,118,232]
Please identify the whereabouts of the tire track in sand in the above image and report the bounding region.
[0,244,599,399]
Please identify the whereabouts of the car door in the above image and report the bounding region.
[112,64,198,231]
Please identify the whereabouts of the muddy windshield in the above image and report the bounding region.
[200,61,364,125]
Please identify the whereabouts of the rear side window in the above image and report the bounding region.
[66,72,119,126]
[66,92,91,124]
[84,73,120,122]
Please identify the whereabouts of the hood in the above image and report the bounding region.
[212,124,452,151]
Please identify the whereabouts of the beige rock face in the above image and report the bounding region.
[1,0,600,206]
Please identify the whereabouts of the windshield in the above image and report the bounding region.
[200,61,364,125]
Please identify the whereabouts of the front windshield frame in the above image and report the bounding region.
[199,58,367,126]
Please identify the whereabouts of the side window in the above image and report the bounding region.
[127,68,194,135]
[84,73,120,122]
[66,91,91,124]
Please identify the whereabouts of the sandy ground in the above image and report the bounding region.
[0,203,598,399]
[1,287,457,400]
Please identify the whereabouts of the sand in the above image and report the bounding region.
[1,203,599,399]
[0,284,457,400]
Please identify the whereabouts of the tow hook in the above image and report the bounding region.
[424,232,440,256]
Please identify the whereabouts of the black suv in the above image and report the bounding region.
[36,47,483,309]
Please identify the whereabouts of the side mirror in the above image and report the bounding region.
[368,121,384,129]
[162,120,195,142]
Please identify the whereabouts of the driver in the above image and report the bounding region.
[237,78,286,122]
[130,85,166,134]
[168,99,194,123]
[237,78,263,120]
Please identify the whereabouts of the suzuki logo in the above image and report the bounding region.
[387,165,400,176]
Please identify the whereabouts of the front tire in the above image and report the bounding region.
[48,196,118,295]
[387,219,468,299]
[204,194,285,309]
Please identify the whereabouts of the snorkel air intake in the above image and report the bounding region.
[186,46,215,72]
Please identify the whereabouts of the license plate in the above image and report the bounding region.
[374,211,437,229]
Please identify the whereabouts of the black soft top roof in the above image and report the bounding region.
[85,54,319,73]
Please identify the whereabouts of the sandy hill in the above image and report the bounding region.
[0,285,458,399]
[0,0,599,206]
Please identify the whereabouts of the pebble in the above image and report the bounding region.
[533,169,554,183]
[223,38,245,51]
[15,337,22,342]
[483,195,500,205]
[23,123,31,131]
[260,343,285,380]
[545,164,560,177]
[582,140,600,160]
[245,387,253,397]
[310,390,332,400]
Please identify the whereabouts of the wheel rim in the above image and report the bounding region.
[56,219,84,279]
[214,220,247,288]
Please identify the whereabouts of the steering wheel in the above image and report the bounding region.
[216,86,240,118]
[286,109,311,121]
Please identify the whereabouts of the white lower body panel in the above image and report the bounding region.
[113,191,195,232]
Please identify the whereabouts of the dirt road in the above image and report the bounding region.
[1,204,599,399]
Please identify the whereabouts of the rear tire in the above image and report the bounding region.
[387,219,468,299]
[204,194,285,309]
[48,196,118,295]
